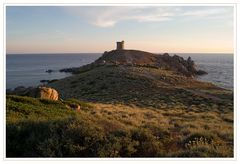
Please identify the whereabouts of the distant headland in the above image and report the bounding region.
[60,41,207,77]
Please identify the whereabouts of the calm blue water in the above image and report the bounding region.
[179,53,233,90]
[6,53,101,89]
[6,53,233,90]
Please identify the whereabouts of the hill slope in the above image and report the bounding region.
[7,95,233,157]
[49,65,231,109]
[7,49,233,157]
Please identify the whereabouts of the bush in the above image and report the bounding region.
[7,116,106,157]
[131,129,164,157]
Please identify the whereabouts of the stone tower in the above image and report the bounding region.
[116,41,124,50]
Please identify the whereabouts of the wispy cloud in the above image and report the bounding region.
[182,8,226,17]
[91,7,175,27]
[63,6,232,28]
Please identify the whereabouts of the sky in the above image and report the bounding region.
[6,6,234,54]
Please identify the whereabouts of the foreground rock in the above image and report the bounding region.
[7,86,59,100]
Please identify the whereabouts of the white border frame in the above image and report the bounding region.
[2,2,238,162]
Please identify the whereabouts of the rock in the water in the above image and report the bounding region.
[6,89,13,94]
[46,69,54,73]
[40,80,49,83]
[59,67,78,73]
[13,86,27,95]
[48,79,59,83]
[196,70,208,75]
[40,79,59,84]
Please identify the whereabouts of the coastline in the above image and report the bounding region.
[6,53,233,90]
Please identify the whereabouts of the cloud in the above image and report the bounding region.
[90,7,176,27]
[63,6,232,28]
[64,6,176,27]
[181,8,230,18]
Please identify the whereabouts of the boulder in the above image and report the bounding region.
[8,86,59,100]
[28,87,59,100]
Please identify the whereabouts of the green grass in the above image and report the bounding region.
[48,65,232,111]
[6,95,233,157]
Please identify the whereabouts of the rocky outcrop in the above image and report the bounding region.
[59,49,207,77]
[7,86,59,100]
[94,50,207,77]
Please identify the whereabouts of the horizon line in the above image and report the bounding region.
[6,51,234,55]
[6,49,234,55]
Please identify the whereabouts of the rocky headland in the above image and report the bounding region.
[59,50,207,77]
[48,49,230,107]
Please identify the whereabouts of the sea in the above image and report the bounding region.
[6,53,233,90]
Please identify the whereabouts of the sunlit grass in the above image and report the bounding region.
[6,94,233,157]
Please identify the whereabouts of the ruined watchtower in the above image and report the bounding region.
[116,41,124,50]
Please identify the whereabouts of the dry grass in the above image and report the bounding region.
[78,101,233,157]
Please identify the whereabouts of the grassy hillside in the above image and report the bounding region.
[6,93,233,157]
[7,52,233,158]
[48,65,232,110]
